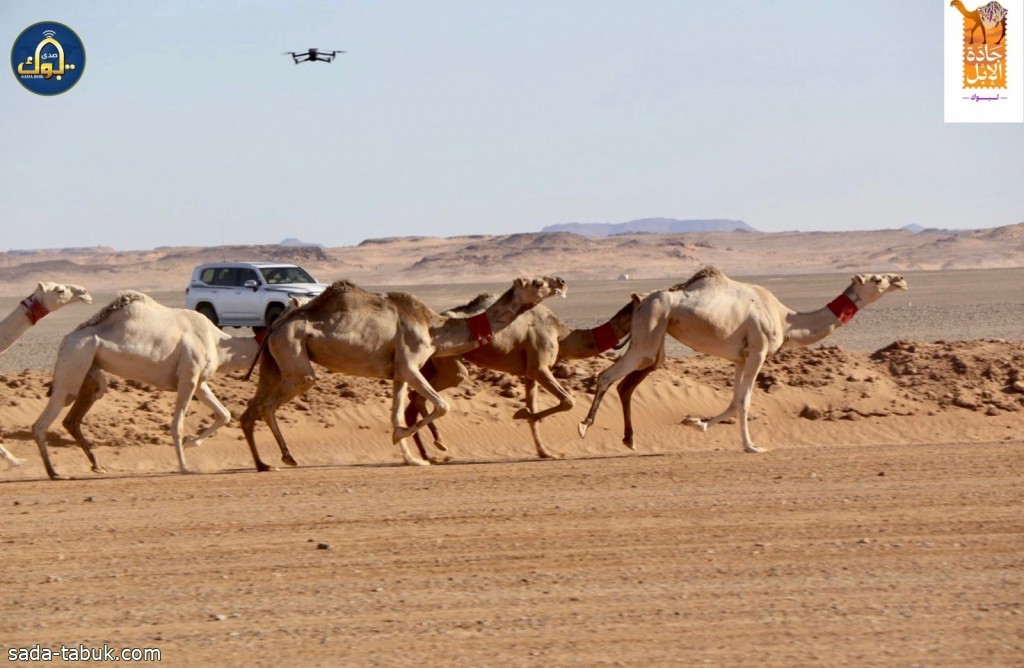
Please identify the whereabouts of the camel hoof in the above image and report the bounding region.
[577,422,590,439]
[8,457,25,467]
[256,462,275,472]
[183,438,202,449]
[512,408,533,421]
[744,445,767,454]
[428,454,451,464]
[404,457,431,467]
[47,472,68,481]
[432,439,449,452]
[682,417,707,433]
[537,450,562,460]
[282,455,298,467]
[92,466,108,474]
[392,427,414,444]
[624,441,636,451]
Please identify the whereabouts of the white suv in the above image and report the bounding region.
[185,262,328,328]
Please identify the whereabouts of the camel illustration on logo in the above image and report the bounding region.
[951,0,1008,45]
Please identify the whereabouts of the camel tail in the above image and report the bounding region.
[243,336,268,381]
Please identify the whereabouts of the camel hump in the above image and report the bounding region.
[443,292,498,317]
[669,265,727,292]
[75,291,153,330]
[304,280,366,309]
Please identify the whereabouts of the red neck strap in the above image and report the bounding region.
[591,321,620,353]
[827,294,858,324]
[468,312,494,347]
[20,296,49,325]
[254,329,268,346]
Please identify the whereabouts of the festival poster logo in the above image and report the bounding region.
[10,21,86,96]
[945,0,1023,122]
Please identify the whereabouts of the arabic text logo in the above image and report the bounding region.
[11,21,86,96]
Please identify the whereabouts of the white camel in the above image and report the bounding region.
[578,267,908,453]
[32,291,259,479]
[0,282,92,467]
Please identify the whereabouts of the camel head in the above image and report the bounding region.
[849,273,908,305]
[35,282,93,311]
[512,276,568,307]
[950,0,963,8]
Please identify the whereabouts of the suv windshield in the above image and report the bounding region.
[259,266,317,285]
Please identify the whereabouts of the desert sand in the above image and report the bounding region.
[1,233,1023,666]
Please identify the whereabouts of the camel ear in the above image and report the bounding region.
[37,281,46,292]
[514,278,528,288]
[631,293,641,304]
[852,275,866,285]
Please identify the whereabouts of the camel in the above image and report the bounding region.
[0,282,92,467]
[407,296,637,460]
[239,276,567,470]
[32,291,259,479]
[578,267,908,453]
[951,0,1007,45]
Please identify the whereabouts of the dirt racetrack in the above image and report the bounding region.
[3,444,1023,666]
[2,269,1023,665]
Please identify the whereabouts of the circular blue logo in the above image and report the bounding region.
[11,21,85,95]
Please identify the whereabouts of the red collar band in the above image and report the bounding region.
[591,321,620,353]
[827,294,858,324]
[254,329,268,346]
[20,296,49,325]
[468,312,494,347]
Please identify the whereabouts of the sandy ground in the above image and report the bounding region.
[1,268,1023,665]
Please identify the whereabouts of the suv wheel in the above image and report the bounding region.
[196,304,219,327]
[265,303,285,327]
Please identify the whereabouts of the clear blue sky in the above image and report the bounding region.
[2,1,1021,251]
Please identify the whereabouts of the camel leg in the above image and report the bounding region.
[578,342,663,441]
[617,364,658,450]
[415,356,466,454]
[734,350,768,453]
[391,362,452,462]
[170,374,203,474]
[262,371,315,469]
[0,442,23,467]
[579,296,669,440]
[406,399,434,462]
[521,378,545,458]
[682,363,743,434]
[515,367,574,423]
[515,369,573,459]
[998,18,1006,44]
[682,351,768,453]
[61,369,108,474]
[240,343,315,471]
[391,379,430,466]
[182,382,231,448]
[406,395,450,464]
[33,336,99,480]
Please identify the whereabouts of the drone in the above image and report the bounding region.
[284,48,346,64]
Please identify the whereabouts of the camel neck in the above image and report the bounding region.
[0,295,43,355]
[558,300,635,360]
[432,286,529,357]
[783,286,859,348]
[21,295,49,325]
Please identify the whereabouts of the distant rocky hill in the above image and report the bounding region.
[1,222,1023,295]
[542,217,758,236]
